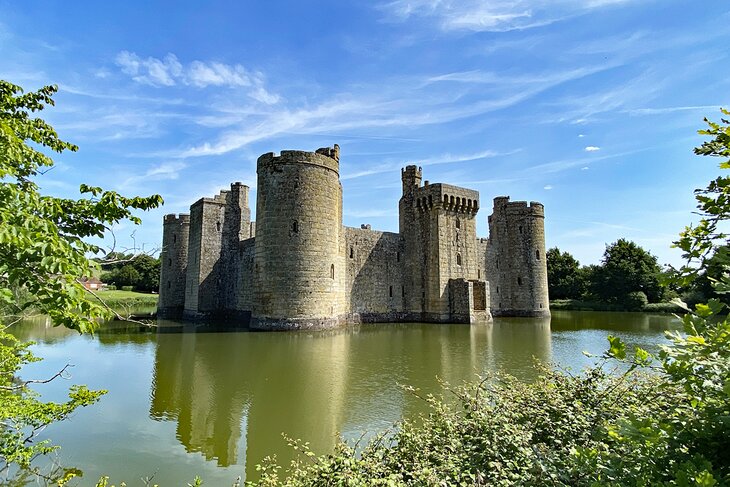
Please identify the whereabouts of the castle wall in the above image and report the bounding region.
[487,197,550,317]
[408,182,482,321]
[251,149,347,330]
[237,238,256,316]
[183,197,226,317]
[344,227,405,321]
[158,214,190,318]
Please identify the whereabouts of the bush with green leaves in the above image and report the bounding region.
[0,80,161,484]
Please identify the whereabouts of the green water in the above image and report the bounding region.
[10,311,680,485]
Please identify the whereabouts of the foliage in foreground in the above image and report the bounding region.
[0,79,161,484]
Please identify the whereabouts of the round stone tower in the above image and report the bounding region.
[158,213,190,318]
[251,146,347,330]
[487,197,550,317]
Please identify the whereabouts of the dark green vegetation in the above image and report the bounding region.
[0,80,161,484]
[547,239,672,311]
[97,252,161,293]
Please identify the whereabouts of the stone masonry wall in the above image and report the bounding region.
[251,150,347,330]
[344,227,405,321]
[158,214,190,317]
[487,197,550,317]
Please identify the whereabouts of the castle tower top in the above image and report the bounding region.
[257,145,340,175]
[401,165,422,195]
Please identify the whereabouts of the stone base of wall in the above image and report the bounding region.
[492,308,551,318]
[157,306,185,320]
[249,314,349,331]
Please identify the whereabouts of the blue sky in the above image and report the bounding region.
[2,1,728,267]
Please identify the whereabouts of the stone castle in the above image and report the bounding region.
[157,145,549,330]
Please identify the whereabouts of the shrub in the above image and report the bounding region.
[120,286,134,292]
[624,290,648,310]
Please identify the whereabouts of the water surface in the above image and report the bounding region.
[11,311,680,485]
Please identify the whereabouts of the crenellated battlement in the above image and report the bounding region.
[257,145,340,174]
[164,213,190,224]
[413,183,480,214]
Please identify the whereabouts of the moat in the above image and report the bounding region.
[11,311,680,485]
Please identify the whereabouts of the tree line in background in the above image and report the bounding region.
[96,252,160,293]
[546,238,729,311]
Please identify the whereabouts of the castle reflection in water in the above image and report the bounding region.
[148,319,551,479]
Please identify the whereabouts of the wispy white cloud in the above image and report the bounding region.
[585,146,600,152]
[114,51,280,104]
[177,63,614,158]
[379,0,644,33]
[120,161,187,191]
[341,149,512,181]
[544,185,553,190]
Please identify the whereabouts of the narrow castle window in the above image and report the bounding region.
[497,286,499,294]
[168,258,172,266]
[402,286,405,297]
[330,264,335,279]
[518,277,523,285]
[536,250,540,260]
[389,286,393,297]
[397,252,400,262]
[478,269,481,279]
[292,220,299,234]
[173,234,177,243]
[519,226,523,234]
[167,281,171,289]
[455,218,460,229]
[456,253,462,266]
[216,221,221,232]
[350,246,354,259]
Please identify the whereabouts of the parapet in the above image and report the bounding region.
[164,213,190,224]
[413,182,480,215]
[492,196,544,217]
[257,146,340,174]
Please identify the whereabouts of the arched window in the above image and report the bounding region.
[517,277,523,286]
[292,220,299,233]
[518,226,523,234]
[456,253,462,266]
[216,221,221,232]
[535,250,540,260]
[330,264,335,279]
[455,218,460,229]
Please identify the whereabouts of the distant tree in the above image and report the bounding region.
[100,254,159,292]
[546,247,585,299]
[130,254,160,292]
[592,239,663,304]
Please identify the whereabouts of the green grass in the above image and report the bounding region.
[550,299,684,313]
[88,290,158,308]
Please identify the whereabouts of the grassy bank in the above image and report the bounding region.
[88,290,158,308]
[550,299,684,313]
